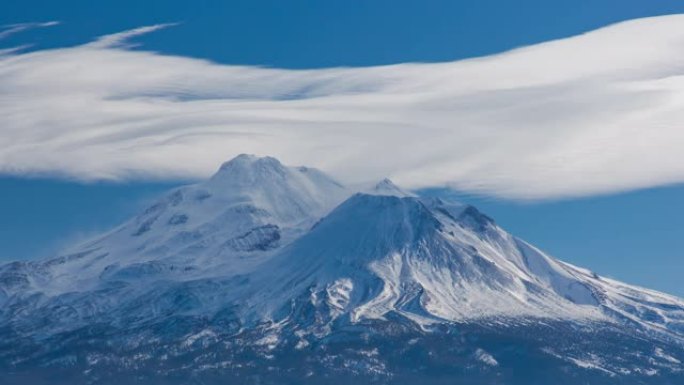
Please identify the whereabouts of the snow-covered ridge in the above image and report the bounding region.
[0,155,683,342]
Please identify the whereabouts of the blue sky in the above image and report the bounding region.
[4,0,684,67]
[1,1,684,296]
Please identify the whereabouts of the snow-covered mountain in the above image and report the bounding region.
[1,155,683,385]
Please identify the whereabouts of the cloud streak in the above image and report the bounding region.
[0,21,59,40]
[1,16,684,200]
[85,23,178,49]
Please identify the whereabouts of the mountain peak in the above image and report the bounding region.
[208,154,292,190]
[287,193,443,264]
[367,178,415,197]
[203,154,349,224]
[215,154,285,177]
[262,193,444,287]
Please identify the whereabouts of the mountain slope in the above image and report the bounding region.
[228,193,684,334]
[0,155,683,385]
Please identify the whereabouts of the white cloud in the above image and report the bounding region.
[1,15,684,200]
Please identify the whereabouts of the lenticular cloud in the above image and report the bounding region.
[2,15,684,199]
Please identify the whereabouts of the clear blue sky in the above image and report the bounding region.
[1,0,684,296]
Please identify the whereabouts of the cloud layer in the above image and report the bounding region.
[2,16,684,200]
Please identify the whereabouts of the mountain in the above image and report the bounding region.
[0,155,347,297]
[0,155,683,385]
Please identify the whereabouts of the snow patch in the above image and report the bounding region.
[326,278,353,318]
[474,348,498,366]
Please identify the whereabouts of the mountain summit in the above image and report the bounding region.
[0,155,683,385]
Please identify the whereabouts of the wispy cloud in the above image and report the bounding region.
[85,23,177,49]
[1,16,684,200]
[0,21,59,40]
[0,44,31,56]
